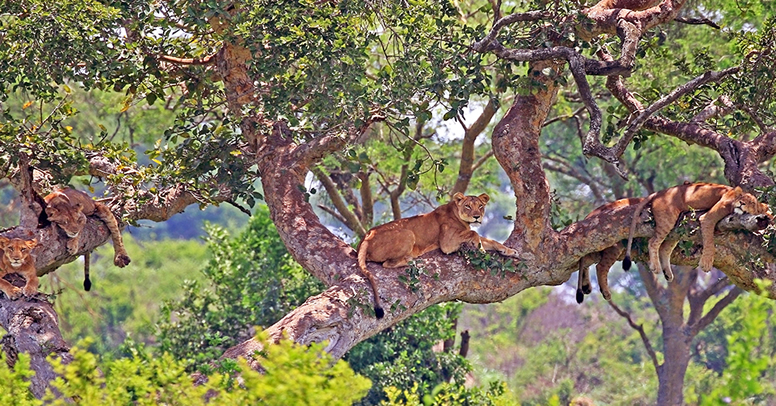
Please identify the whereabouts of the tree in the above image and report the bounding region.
[1,0,776,401]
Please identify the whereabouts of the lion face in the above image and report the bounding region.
[731,188,770,216]
[45,194,87,238]
[0,237,37,269]
[452,193,490,225]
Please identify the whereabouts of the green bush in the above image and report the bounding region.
[1,336,371,405]
[157,206,324,369]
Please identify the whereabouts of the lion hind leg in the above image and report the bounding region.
[596,245,622,301]
[657,239,679,281]
[576,261,590,304]
[383,256,413,268]
[93,202,131,267]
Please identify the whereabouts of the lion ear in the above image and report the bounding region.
[478,193,490,204]
[0,236,8,246]
[733,186,743,195]
[453,193,465,202]
[27,239,37,248]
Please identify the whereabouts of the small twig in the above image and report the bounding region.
[159,54,216,65]
[691,95,735,123]
[226,199,252,216]
[471,150,494,172]
[543,106,586,127]
[674,16,721,29]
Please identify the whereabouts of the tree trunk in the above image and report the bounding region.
[657,323,692,405]
[0,284,72,399]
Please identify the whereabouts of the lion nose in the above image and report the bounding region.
[473,215,481,220]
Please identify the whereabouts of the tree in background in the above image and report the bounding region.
[1,0,776,402]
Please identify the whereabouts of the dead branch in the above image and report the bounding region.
[608,298,660,372]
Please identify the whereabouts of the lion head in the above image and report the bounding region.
[45,192,87,238]
[731,187,770,216]
[452,193,490,225]
[0,237,37,269]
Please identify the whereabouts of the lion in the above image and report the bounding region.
[623,182,770,281]
[357,193,519,318]
[576,197,645,303]
[0,236,39,299]
[44,188,131,271]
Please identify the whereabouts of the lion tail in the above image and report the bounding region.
[624,195,654,270]
[83,251,92,291]
[358,233,384,319]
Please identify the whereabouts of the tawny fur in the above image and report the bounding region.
[576,197,645,303]
[44,188,131,268]
[624,182,770,280]
[357,193,519,318]
[0,237,39,299]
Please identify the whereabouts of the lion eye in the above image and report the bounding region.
[465,205,471,209]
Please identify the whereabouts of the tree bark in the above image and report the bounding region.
[0,278,72,399]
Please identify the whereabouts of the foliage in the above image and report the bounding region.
[347,302,473,405]
[381,381,516,406]
[696,285,776,405]
[28,336,370,405]
[0,352,41,406]
[157,205,324,370]
[44,236,210,357]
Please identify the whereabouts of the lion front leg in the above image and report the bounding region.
[94,202,131,267]
[66,236,80,255]
[21,272,39,296]
[698,209,728,272]
[439,225,475,254]
[479,237,519,257]
[0,278,22,300]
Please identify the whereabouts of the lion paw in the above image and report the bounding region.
[698,255,713,272]
[501,248,520,258]
[4,287,22,300]
[22,286,37,297]
[114,253,131,268]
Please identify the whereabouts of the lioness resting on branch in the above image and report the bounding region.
[44,188,131,270]
[357,193,519,318]
[576,197,646,303]
[624,182,770,281]
[0,236,39,299]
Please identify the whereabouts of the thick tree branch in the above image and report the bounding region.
[687,275,731,327]
[358,171,374,226]
[0,289,72,399]
[452,98,498,195]
[605,69,775,189]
